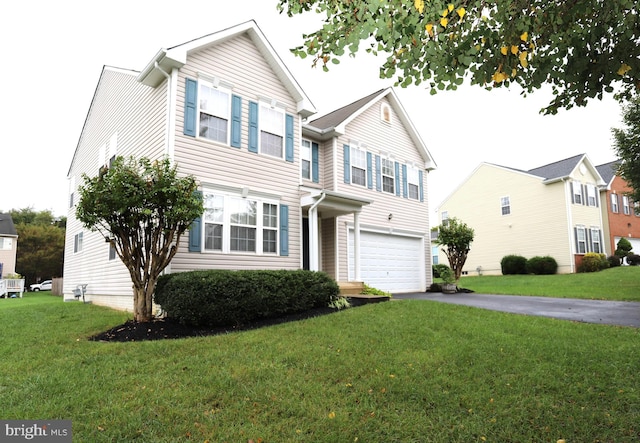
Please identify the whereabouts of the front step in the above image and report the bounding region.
[338,281,365,295]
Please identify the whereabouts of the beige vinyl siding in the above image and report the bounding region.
[438,164,576,275]
[63,67,167,308]
[170,34,302,272]
[321,218,336,279]
[332,97,431,284]
[0,236,17,275]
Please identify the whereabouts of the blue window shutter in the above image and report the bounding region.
[285,114,294,162]
[367,152,373,189]
[189,190,202,252]
[402,164,408,198]
[312,142,319,183]
[394,162,401,196]
[280,204,289,256]
[248,101,259,153]
[419,170,424,202]
[375,155,382,192]
[184,78,197,137]
[231,95,242,148]
[343,145,351,184]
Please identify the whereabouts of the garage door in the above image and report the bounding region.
[348,230,424,293]
[615,237,640,263]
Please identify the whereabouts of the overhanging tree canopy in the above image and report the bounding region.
[76,157,203,322]
[278,0,640,114]
[613,96,640,211]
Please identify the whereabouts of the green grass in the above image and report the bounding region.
[459,266,640,301]
[1,292,639,442]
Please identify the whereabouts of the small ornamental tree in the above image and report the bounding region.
[76,157,203,322]
[434,217,474,282]
[615,237,633,258]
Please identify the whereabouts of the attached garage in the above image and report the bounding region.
[348,229,425,293]
[615,237,640,263]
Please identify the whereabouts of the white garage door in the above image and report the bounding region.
[615,237,640,262]
[348,230,424,293]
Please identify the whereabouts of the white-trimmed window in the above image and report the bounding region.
[109,243,116,261]
[575,226,586,254]
[623,195,630,215]
[68,176,76,208]
[501,196,511,215]
[611,193,619,213]
[381,158,395,193]
[198,80,231,143]
[350,147,367,186]
[74,232,84,253]
[202,191,279,254]
[586,184,597,206]
[301,139,311,180]
[441,211,449,226]
[260,103,285,158]
[573,182,583,204]
[380,103,392,123]
[590,228,602,253]
[407,166,420,200]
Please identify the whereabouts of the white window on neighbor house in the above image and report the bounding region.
[586,184,597,206]
[259,103,285,158]
[501,196,511,215]
[108,243,116,261]
[623,195,630,215]
[407,166,420,200]
[381,157,395,194]
[441,211,449,226]
[590,228,602,253]
[74,232,84,253]
[350,146,367,187]
[572,181,583,204]
[611,193,619,213]
[202,191,279,254]
[575,226,586,254]
[68,176,76,209]
[0,238,13,250]
[198,80,231,144]
[301,139,311,180]
[431,245,439,265]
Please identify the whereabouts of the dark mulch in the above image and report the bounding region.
[89,306,341,342]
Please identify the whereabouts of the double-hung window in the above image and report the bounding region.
[350,147,367,186]
[575,226,586,254]
[623,196,630,215]
[263,203,278,253]
[198,81,230,143]
[572,182,583,204]
[587,184,597,206]
[74,232,84,253]
[204,194,224,251]
[407,166,420,200]
[381,158,395,193]
[611,193,619,213]
[590,228,601,253]
[501,196,511,215]
[260,103,285,158]
[230,198,257,252]
[301,139,311,180]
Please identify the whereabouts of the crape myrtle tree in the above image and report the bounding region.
[613,96,640,211]
[76,157,203,322]
[277,0,640,114]
[434,217,474,282]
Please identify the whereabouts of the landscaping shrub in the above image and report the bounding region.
[432,264,451,279]
[526,256,558,275]
[500,255,528,275]
[627,254,640,266]
[578,253,609,273]
[607,255,622,268]
[154,270,340,327]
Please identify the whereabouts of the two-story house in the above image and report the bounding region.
[435,154,605,275]
[0,213,18,278]
[63,21,437,310]
[596,161,640,257]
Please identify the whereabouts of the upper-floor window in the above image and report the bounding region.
[441,211,449,226]
[586,184,597,206]
[301,140,311,180]
[575,226,586,254]
[623,195,630,215]
[199,81,231,144]
[350,147,367,186]
[259,103,285,158]
[381,158,395,193]
[74,232,84,253]
[611,193,619,213]
[380,103,392,123]
[501,196,511,215]
[572,182,583,205]
[407,166,420,200]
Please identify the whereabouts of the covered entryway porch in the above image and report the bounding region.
[300,190,372,294]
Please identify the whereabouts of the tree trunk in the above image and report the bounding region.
[132,284,153,322]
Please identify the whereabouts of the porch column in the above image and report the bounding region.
[309,205,320,271]
[354,211,361,281]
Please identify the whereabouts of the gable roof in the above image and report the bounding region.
[526,153,605,185]
[596,160,619,187]
[0,214,17,237]
[137,20,316,119]
[304,88,437,170]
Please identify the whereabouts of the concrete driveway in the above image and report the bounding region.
[393,292,640,327]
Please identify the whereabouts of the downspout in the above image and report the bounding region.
[155,62,174,160]
[563,178,575,273]
[308,192,327,272]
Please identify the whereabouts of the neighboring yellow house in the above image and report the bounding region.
[435,154,606,275]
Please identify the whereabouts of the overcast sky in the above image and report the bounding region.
[1,0,624,223]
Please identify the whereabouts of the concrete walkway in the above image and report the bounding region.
[393,292,640,327]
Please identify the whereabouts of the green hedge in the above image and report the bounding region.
[500,255,528,275]
[578,253,609,273]
[154,269,340,327]
[526,256,558,275]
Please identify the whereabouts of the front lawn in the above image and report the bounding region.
[0,293,638,442]
[459,266,640,301]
